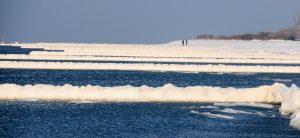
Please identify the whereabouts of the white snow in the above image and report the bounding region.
[0,83,283,102]
[2,40,300,63]
[13,40,300,57]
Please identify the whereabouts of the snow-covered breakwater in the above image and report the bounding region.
[0,61,299,73]
[1,54,300,64]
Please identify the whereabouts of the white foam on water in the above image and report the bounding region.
[190,110,234,120]
[0,61,299,74]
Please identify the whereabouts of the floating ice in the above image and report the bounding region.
[190,110,234,120]
[219,108,253,114]
[218,108,268,117]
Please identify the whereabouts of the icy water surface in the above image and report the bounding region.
[1,69,299,87]
[1,101,300,138]
[0,69,300,137]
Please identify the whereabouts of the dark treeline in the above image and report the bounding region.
[196,14,300,41]
[196,28,300,41]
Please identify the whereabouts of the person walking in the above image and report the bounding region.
[185,40,188,46]
[182,40,184,46]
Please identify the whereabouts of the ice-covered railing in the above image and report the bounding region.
[0,83,299,130]
[0,61,299,73]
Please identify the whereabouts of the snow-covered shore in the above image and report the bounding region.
[1,40,300,73]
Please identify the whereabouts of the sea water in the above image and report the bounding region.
[0,69,300,137]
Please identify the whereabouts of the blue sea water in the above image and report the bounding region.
[1,69,300,87]
[0,45,63,55]
[0,69,300,137]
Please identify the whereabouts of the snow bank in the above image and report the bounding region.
[0,61,299,73]
[0,83,281,102]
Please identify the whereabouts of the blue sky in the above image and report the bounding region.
[0,0,300,44]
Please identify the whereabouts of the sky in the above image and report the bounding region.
[0,0,300,44]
